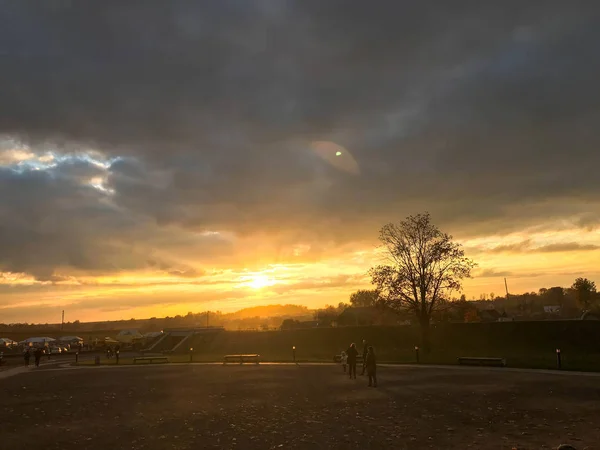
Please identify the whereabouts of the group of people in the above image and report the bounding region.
[23,347,45,367]
[341,340,377,387]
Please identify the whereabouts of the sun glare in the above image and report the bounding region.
[246,274,276,289]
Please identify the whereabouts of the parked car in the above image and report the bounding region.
[48,345,68,354]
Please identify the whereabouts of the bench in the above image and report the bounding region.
[133,356,169,364]
[223,354,260,365]
[457,357,506,367]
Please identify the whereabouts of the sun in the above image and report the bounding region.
[246,274,276,289]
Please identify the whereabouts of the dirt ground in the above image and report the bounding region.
[1,363,600,449]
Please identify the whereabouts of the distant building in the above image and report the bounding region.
[543,305,561,314]
[336,307,402,327]
[478,309,501,322]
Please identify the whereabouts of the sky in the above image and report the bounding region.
[1,1,600,324]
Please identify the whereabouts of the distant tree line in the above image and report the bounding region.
[446,277,598,322]
[0,305,314,333]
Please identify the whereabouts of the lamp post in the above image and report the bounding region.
[292,346,296,363]
[415,346,420,364]
[115,349,120,364]
[189,347,194,363]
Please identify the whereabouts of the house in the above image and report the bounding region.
[543,305,561,314]
[478,309,501,322]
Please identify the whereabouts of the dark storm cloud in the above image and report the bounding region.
[1,0,599,278]
[0,159,224,279]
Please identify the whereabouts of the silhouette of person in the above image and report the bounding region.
[34,347,43,367]
[346,343,358,379]
[24,348,31,366]
[361,340,368,375]
[366,346,377,387]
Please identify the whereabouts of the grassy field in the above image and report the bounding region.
[178,322,600,371]
[71,321,600,372]
[6,321,600,371]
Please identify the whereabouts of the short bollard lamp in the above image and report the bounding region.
[415,346,420,363]
[292,346,296,363]
[189,347,194,363]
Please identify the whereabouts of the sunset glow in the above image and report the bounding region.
[1,3,599,324]
[243,274,277,290]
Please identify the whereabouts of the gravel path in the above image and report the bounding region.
[1,364,599,449]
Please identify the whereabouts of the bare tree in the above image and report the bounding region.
[369,213,476,351]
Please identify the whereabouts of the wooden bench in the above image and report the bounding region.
[223,354,260,365]
[133,356,169,364]
[457,357,506,367]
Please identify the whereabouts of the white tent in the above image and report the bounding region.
[0,337,18,347]
[143,331,163,339]
[58,336,84,344]
[116,329,144,344]
[19,337,56,345]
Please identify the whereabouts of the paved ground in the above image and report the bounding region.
[1,364,600,449]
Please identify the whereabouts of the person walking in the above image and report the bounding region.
[360,340,368,375]
[340,350,348,373]
[34,347,43,367]
[366,346,377,387]
[346,343,358,379]
[24,348,31,366]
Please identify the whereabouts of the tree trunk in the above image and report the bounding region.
[419,313,431,353]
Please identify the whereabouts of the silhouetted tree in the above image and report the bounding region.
[337,302,349,311]
[280,319,300,330]
[369,213,476,352]
[313,306,338,327]
[349,289,380,308]
[571,277,597,310]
